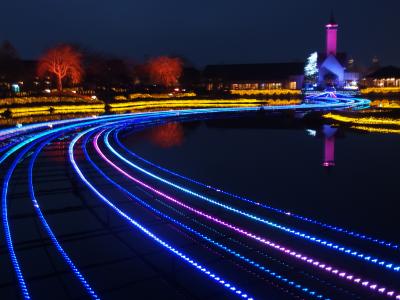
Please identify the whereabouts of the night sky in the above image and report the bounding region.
[1,0,399,67]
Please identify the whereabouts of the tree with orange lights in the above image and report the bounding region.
[147,56,182,87]
[37,45,83,92]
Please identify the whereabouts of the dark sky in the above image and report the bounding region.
[1,0,399,67]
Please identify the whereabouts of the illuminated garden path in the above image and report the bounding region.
[2,95,400,299]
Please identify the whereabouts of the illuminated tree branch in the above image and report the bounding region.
[147,56,183,88]
[37,45,83,92]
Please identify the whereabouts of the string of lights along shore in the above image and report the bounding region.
[0,2,400,300]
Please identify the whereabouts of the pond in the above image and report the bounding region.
[122,114,400,241]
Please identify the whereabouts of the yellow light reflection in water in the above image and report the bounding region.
[323,113,400,126]
[350,126,400,134]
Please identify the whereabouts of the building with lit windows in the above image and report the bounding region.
[203,62,304,91]
[363,66,400,88]
[203,14,367,93]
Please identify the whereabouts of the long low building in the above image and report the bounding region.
[363,66,400,88]
[203,62,305,91]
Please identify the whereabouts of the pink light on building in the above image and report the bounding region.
[326,14,338,56]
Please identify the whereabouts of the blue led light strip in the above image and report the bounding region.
[29,134,99,299]
[81,128,329,300]
[0,94,370,163]
[0,115,146,299]
[1,137,49,299]
[102,129,400,274]
[0,140,16,153]
[112,125,400,252]
[150,193,356,299]
[0,99,379,299]
[69,128,255,300]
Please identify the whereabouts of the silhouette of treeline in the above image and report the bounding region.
[0,41,202,98]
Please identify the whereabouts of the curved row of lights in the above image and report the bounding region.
[102,128,400,273]
[90,125,399,299]
[3,95,399,300]
[112,126,400,252]
[80,127,327,299]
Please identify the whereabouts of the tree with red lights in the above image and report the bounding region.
[37,45,83,92]
[147,56,182,87]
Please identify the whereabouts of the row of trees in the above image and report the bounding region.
[38,45,184,92]
[0,41,185,93]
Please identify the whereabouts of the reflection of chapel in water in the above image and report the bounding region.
[322,125,338,167]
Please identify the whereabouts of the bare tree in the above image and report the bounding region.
[37,45,83,92]
[147,56,183,87]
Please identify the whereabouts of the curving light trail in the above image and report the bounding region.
[70,128,255,300]
[2,138,39,299]
[2,96,400,299]
[81,128,329,299]
[28,134,100,299]
[92,130,399,299]
[101,129,400,273]
[111,126,400,252]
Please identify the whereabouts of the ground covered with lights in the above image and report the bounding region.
[1,95,400,300]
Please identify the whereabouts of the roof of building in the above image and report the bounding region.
[203,62,304,82]
[318,52,347,67]
[366,66,400,78]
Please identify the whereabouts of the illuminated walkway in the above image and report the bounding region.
[2,96,400,299]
